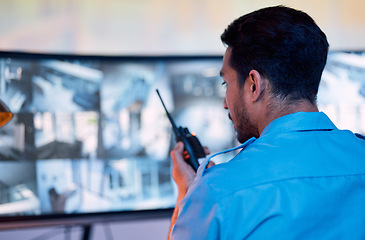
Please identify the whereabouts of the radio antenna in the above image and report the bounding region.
[156,89,181,138]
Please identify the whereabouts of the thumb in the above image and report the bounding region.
[172,141,184,154]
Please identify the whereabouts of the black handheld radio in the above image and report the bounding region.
[156,89,206,171]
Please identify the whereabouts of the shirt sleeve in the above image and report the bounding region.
[171,182,222,240]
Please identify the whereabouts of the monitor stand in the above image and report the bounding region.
[82,224,92,240]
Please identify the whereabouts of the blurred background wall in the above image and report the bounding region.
[0,0,365,56]
[0,0,364,239]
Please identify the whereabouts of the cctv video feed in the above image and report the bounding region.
[0,55,236,216]
[0,51,364,217]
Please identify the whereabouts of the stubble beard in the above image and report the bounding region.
[232,101,256,143]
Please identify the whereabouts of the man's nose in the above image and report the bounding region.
[223,97,228,109]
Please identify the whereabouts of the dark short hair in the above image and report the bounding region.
[221,5,329,103]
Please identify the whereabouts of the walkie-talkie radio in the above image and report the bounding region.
[156,89,206,171]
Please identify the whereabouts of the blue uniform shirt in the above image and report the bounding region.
[171,112,365,239]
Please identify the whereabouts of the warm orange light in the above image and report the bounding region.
[0,99,13,128]
[0,112,13,128]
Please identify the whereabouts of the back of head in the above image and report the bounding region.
[221,5,329,103]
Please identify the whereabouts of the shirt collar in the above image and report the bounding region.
[260,111,337,137]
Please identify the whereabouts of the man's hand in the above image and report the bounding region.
[170,142,196,197]
[170,142,213,197]
[168,142,213,240]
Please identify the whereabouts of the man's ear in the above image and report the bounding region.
[247,70,266,102]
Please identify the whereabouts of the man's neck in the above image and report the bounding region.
[258,98,319,136]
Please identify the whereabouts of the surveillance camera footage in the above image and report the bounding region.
[0,51,364,218]
[0,54,236,217]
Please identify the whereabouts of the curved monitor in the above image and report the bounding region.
[0,50,364,230]
[0,51,237,229]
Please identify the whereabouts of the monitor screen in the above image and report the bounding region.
[0,52,237,227]
[0,50,364,228]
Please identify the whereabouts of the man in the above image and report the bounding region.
[168,5,365,239]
